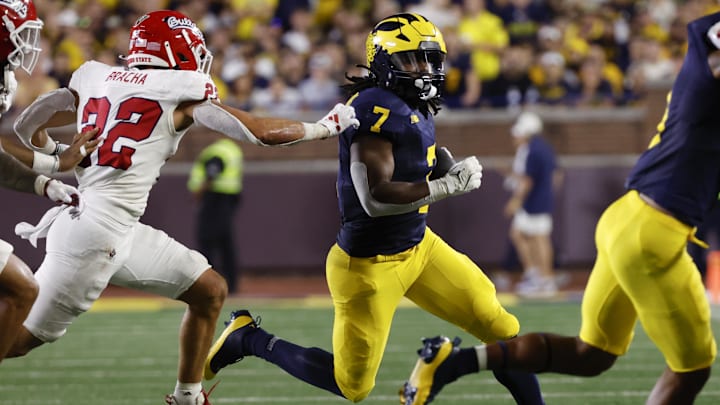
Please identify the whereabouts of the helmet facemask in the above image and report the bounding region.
[388,47,445,101]
[3,13,42,74]
[180,28,213,75]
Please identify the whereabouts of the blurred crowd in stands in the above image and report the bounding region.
[15,0,716,116]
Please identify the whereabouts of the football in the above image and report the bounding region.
[430,146,456,180]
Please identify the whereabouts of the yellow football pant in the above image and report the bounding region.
[326,227,519,401]
[580,190,716,372]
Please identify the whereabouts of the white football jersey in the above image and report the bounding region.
[68,61,216,225]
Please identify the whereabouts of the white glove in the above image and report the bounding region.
[45,179,85,219]
[428,156,483,201]
[316,103,360,138]
[0,68,17,114]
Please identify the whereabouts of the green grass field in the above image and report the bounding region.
[1,297,719,405]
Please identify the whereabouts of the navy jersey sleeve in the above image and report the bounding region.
[348,87,412,143]
[687,11,720,66]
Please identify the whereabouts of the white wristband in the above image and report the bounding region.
[32,151,60,173]
[38,137,58,154]
[33,174,50,196]
[301,122,330,141]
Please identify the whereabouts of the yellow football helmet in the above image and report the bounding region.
[365,13,446,102]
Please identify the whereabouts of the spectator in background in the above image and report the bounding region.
[273,0,311,32]
[406,0,461,30]
[532,51,579,106]
[281,6,317,56]
[591,3,632,72]
[299,51,341,111]
[585,44,625,99]
[442,27,481,109]
[563,35,590,75]
[343,23,372,68]
[276,46,308,88]
[575,58,616,107]
[504,111,560,297]
[635,36,677,83]
[666,16,689,63]
[631,3,669,44]
[646,0,677,33]
[480,44,538,109]
[536,24,564,53]
[458,0,509,82]
[492,0,553,46]
[188,139,245,295]
[619,63,649,106]
[225,66,256,111]
[251,75,303,115]
[226,0,277,41]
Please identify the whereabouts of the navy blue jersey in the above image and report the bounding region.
[523,136,556,214]
[626,12,720,227]
[336,87,437,257]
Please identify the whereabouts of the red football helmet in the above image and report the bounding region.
[0,0,43,74]
[126,10,212,74]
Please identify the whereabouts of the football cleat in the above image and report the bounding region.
[399,335,461,405]
[203,310,258,380]
[164,382,218,405]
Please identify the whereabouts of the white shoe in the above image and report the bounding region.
[516,276,558,298]
[554,272,571,288]
[164,391,209,405]
[491,272,513,292]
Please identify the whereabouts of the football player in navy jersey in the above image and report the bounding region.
[204,13,545,405]
[400,11,720,405]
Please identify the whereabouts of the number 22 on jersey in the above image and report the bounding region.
[79,97,162,169]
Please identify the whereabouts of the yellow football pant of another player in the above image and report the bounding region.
[580,190,717,372]
[326,228,520,401]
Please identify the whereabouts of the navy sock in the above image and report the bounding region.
[245,328,343,397]
[489,340,545,404]
[444,348,480,377]
[492,369,545,405]
[428,347,479,392]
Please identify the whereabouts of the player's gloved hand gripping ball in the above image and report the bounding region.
[427,151,483,201]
